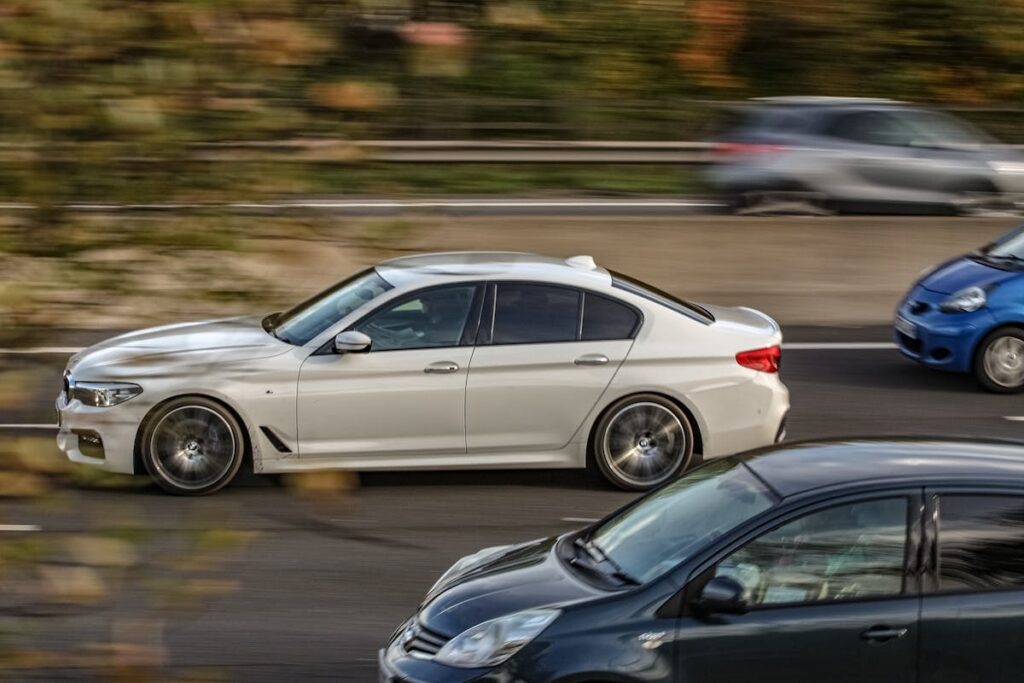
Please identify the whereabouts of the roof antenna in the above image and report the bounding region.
[566,255,597,270]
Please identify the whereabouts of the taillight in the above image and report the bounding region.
[736,345,781,373]
[714,142,785,157]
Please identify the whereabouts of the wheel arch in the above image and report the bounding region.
[971,322,1024,370]
[133,392,254,475]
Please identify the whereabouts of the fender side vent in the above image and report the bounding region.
[259,426,292,453]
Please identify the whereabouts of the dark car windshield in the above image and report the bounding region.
[271,269,393,345]
[587,459,776,584]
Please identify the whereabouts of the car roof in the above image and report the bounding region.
[739,438,1024,498]
[374,251,614,290]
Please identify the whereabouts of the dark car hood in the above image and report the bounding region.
[419,537,603,637]
[918,256,1017,295]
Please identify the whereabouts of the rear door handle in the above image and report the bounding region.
[860,626,908,644]
[574,354,609,366]
[424,361,460,374]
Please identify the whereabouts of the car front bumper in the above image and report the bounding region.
[894,289,996,374]
[55,394,141,474]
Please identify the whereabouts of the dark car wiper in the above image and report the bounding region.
[571,537,641,586]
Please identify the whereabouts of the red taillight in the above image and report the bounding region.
[714,142,785,157]
[736,345,781,373]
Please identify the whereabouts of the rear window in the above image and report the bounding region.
[610,271,714,325]
[581,293,640,341]
[492,283,581,344]
[937,494,1024,594]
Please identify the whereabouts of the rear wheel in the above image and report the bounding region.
[974,328,1024,393]
[592,394,694,491]
[141,397,245,495]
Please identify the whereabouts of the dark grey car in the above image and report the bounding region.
[708,97,1024,214]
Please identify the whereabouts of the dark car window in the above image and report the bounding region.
[273,269,393,345]
[826,111,916,147]
[715,498,909,607]
[355,285,477,351]
[492,283,581,345]
[589,459,776,584]
[582,293,640,341]
[937,495,1024,594]
[610,271,713,324]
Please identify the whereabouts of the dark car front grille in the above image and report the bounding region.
[897,331,922,354]
[401,621,450,658]
[62,371,71,402]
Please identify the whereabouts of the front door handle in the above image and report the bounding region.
[424,361,460,374]
[574,354,609,366]
[860,626,908,644]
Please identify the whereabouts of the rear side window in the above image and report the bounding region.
[492,283,580,344]
[582,293,640,341]
[937,495,1024,593]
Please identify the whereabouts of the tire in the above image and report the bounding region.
[141,397,245,495]
[974,328,1024,394]
[591,394,695,491]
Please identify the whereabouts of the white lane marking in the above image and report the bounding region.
[0,342,896,355]
[784,342,897,350]
[0,525,41,532]
[562,517,600,523]
[1005,417,1024,422]
[0,346,83,354]
[0,424,58,430]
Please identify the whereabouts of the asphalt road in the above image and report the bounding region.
[1,327,1022,681]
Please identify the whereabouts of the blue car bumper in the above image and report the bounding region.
[894,287,996,373]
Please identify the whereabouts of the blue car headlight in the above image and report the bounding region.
[434,608,559,668]
[940,286,987,313]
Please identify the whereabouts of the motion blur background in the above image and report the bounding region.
[1,1,1023,680]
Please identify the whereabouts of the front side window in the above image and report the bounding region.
[492,283,581,345]
[827,111,916,147]
[937,495,1024,594]
[588,459,776,584]
[355,285,478,352]
[273,270,393,346]
[715,498,908,607]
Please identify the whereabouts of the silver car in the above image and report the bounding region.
[708,96,1024,214]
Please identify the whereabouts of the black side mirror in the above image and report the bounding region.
[694,576,749,615]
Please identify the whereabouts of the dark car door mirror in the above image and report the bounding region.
[694,576,749,615]
[334,331,372,354]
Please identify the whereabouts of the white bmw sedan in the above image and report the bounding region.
[56,252,789,495]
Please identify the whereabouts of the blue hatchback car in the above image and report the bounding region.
[895,224,1024,392]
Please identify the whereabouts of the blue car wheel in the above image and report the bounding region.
[974,326,1024,393]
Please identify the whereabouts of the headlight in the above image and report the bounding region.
[428,545,513,595]
[434,609,559,669]
[940,286,987,313]
[71,381,143,407]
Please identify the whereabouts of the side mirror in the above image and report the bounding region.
[334,331,371,354]
[694,576,748,615]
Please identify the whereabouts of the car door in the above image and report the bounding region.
[918,489,1024,683]
[673,492,922,683]
[296,283,483,460]
[465,282,640,452]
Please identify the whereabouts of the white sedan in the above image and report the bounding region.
[56,252,789,495]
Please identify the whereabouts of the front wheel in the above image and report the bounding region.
[141,397,245,495]
[975,328,1024,393]
[592,394,694,491]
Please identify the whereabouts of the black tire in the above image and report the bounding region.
[591,394,695,491]
[141,397,245,495]
[974,327,1024,394]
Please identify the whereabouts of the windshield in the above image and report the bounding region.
[981,227,1024,262]
[588,459,775,584]
[272,269,393,345]
[899,110,992,147]
[610,270,714,324]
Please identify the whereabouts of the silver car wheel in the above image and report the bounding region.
[149,405,238,492]
[601,402,687,489]
[983,336,1024,389]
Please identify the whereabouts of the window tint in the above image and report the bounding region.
[715,498,908,607]
[609,271,713,324]
[827,111,916,147]
[492,284,581,345]
[274,270,392,345]
[582,294,639,341]
[355,285,477,351]
[938,495,1024,593]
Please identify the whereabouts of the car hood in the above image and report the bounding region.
[918,256,1018,295]
[419,537,603,637]
[67,316,292,377]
